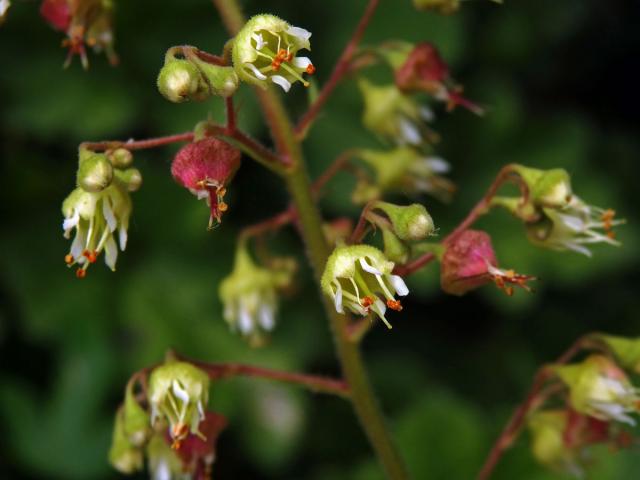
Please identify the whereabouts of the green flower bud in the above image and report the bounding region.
[555,355,640,425]
[412,0,460,14]
[115,168,143,192]
[512,165,573,209]
[596,335,640,374]
[232,14,315,92]
[219,243,293,346]
[192,60,239,98]
[382,229,410,264]
[321,245,409,329]
[373,201,435,241]
[108,408,144,474]
[122,380,150,447]
[157,59,207,103]
[77,151,113,193]
[107,148,133,169]
[148,361,210,447]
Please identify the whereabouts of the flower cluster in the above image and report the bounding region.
[232,14,315,92]
[219,243,295,346]
[321,245,409,329]
[109,361,227,479]
[62,148,140,277]
[39,0,118,68]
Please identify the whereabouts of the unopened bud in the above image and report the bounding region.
[108,148,133,169]
[157,59,205,103]
[109,408,144,474]
[122,380,150,447]
[77,151,113,192]
[115,168,143,192]
[192,60,239,98]
[382,229,410,264]
[373,202,435,241]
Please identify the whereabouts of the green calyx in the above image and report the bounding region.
[382,229,410,264]
[108,408,144,474]
[77,149,113,193]
[597,334,640,374]
[157,59,205,102]
[373,201,435,241]
[122,379,150,447]
[512,164,573,209]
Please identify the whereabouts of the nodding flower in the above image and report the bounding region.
[321,245,409,329]
[527,196,624,257]
[171,137,241,229]
[219,244,295,347]
[441,230,535,296]
[358,79,438,147]
[352,147,455,204]
[148,362,210,450]
[232,14,314,92]
[556,355,640,426]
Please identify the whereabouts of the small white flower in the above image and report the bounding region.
[232,14,315,92]
[62,182,132,277]
[531,196,624,257]
[321,245,409,329]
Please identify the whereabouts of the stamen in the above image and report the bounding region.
[306,64,316,75]
[360,296,375,309]
[76,268,87,279]
[218,202,228,212]
[387,299,403,311]
[65,254,74,265]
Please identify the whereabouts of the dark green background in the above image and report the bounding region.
[1,0,639,478]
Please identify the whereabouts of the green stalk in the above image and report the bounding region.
[212,1,409,477]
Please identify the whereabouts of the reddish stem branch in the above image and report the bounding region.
[313,149,357,193]
[191,361,351,398]
[395,165,528,277]
[225,97,236,133]
[240,208,296,240]
[294,0,380,138]
[81,132,195,152]
[477,335,596,480]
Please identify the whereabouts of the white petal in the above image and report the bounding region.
[271,75,292,92]
[334,282,344,314]
[70,229,85,260]
[425,156,450,174]
[558,213,585,232]
[292,56,312,69]
[359,257,382,276]
[286,26,312,41]
[153,459,171,480]
[398,118,422,146]
[563,241,592,257]
[104,234,118,270]
[374,298,387,316]
[251,33,266,50]
[62,210,80,235]
[197,400,205,420]
[245,63,267,80]
[118,226,128,251]
[420,105,435,122]
[0,0,10,17]
[171,379,190,404]
[238,306,253,334]
[102,198,117,232]
[194,189,209,200]
[389,275,409,296]
[259,304,275,331]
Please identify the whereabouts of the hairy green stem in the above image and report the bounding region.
[213,1,409,477]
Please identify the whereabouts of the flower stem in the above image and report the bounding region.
[212,1,409,477]
[295,0,380,139]
[81,132,194,152]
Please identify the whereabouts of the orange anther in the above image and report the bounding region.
[306,64,316,75]
[84,250,98,263]
[360,296,374,308]
[218,202,228,212]
[217,187,227,197]
[387,299,403,311]
[76,268,87,279]
[65,254,74,265]
[607,231,616,240]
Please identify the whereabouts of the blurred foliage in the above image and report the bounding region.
[1,0,639,479]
